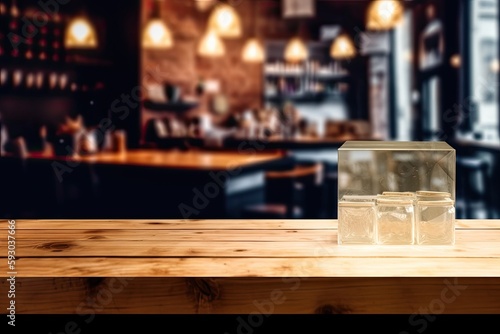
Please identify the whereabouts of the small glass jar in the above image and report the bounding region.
[340,195,377,202]
[416,191,451,201]
[416,199,455,245]
[382,192,416,197]
[338,200,376,245]
[376,198,414,245]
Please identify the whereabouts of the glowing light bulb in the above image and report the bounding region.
[143,19,173,49]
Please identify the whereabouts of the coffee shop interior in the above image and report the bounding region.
[0,0,499,220]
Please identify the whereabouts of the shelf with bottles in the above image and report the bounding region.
[263,60,349,80]
[264,76,349,103]
[0,67,110,100]
[0,0,66,66]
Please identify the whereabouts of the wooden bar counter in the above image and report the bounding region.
[0,150,290,219]
[1,219,500,314]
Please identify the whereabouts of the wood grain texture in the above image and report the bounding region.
[1,219,500,314]
[4,257,500,277]
[13,229,334,242]
[1,277,499,314]
[3,231,500,258]
[0,219,494,230]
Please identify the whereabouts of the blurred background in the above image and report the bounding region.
[0,0,499,219]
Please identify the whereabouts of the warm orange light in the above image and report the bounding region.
[143,19,173,49]
[242,38,265,63]
[450,54,461,68]
[65,17,98,48]
[491,59,500,73]
[208,4,242,38]
[198,30,225,57]
[284,38,308,63]
[367,0,404,31]
[331,34,357,60]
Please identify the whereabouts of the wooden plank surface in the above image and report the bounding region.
[3,257,500,277]
[8,228,500,243]
[0,219,337,230]
[2,231,500,258]
[0,219,499,278]
[0,219,495,230]
[1,219,500,315]
[13,229,334,242]
[2,277,499,314]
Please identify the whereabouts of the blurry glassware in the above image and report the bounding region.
[25,49,33,59]
[113,130,127,154]
[35,72,44,89]
[49,72,58,89]
[59,74,68,90]
[146,83,167,102]
[330,34,357,60]
[79,129,98,155]
[13,70,22,87]
[198,29,225,57]
[208,3,242,38]
[10,0,19,17]
[11,137,28,158]
[366,0,404,31]
[25,73,34,88]
[65,17,98,48]
[0,69,7,86]
[284,37,308,63]
[242,38,265,63]
[164,83,181,102]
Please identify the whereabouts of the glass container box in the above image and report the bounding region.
[338,141,456,245]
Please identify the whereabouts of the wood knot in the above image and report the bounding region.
[36,242,74,252]
[315,304,352,314]
[186,278,221,313]
[84,277,107,298]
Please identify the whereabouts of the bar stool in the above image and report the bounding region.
[456,156,490,219]
[241,162,324,219]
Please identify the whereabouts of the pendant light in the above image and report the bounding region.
[284,38,308,63]
[198,29,225,57]
[208,3,242,38]
[143,0,173,49]
[284,20,308,63]
[242,1,265,63]
[331,34,357,60]
[65,17,98,48]
[194,0,217,12]
[366,0,404,31]
[242,38,265,63]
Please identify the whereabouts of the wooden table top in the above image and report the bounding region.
[14,149,285,171]
[1,219,499,278]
